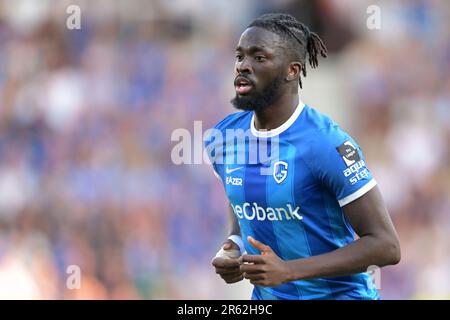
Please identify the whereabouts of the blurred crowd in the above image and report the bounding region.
[0,0,448,299]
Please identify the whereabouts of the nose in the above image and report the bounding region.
[235,56,252,75]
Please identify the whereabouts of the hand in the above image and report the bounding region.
[211,240,244,284]
[240,236,292,287]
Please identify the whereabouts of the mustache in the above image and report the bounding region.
[234,74,255,87]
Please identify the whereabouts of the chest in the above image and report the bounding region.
[218,139,315,206]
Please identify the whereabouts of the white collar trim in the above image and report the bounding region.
[250,100,305,138]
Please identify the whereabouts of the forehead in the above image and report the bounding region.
[236,26,284,52]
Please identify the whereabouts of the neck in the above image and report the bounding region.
[253,92,300,131]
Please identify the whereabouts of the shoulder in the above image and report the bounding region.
[204,111,252,148]
[212,111,253,132]
[301,105,335,133]
[302,106,352,144]
[300,106,362,171]
[297,106,351,150]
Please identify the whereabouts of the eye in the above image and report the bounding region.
[235,53,243,61]
[255,55,266,62]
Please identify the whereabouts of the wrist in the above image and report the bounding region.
[227,234,245,255]
[284,260,302,282]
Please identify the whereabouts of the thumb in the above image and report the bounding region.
[247,236,272,255]
[222,242,232,250]
[222,240,239,251]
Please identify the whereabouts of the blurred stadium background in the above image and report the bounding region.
[0,0,448,299]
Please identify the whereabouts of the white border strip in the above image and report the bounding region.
[251,100,305,138]
[207,162,222,180]
[228,235,245,254]
[212,167,222,180]
[338,179,377,207]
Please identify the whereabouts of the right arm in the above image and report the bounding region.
[211,203,244,284]
[227,203,241,238]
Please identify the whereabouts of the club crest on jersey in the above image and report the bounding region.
[273,161,288,184]
[336,141,361,167]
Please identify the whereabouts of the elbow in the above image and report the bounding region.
[387,241,401,265]
[381,234,401,266]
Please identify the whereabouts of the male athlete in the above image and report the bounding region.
[205,13,400,300]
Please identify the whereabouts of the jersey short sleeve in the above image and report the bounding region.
[307,124,377,207]
[204,127,223,180]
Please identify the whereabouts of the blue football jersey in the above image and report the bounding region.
[205,101,379,300]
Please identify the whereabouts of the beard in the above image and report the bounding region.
[231,73,285,112]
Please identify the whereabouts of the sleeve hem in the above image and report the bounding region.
[211,166,222,180]
[338,179,377,207]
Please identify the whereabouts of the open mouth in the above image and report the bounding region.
[235,76,254,95]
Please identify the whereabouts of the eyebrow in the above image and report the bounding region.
[235,45,270,53]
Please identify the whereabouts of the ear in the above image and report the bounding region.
[286,62,301,82]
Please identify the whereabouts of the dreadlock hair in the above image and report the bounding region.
[248,13,328,88]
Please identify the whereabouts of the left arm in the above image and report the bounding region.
[240,185,401,286]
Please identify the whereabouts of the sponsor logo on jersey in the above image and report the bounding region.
[231,202,303,222]
[226,176,243,186]
[225,166,243,174]
[343,160,369,185]
[337,141,361,167]
[273,161,288,184]
[225,166,243,186]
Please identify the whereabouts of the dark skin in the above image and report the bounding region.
[212,204,244,284]
[212,27,401,286]
[234,27,301,130]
